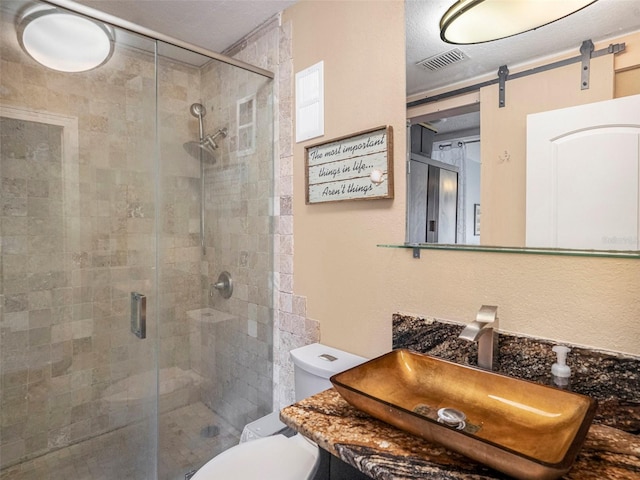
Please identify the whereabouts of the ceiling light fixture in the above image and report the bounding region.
[17,5,115,73]
[440,0,598,44]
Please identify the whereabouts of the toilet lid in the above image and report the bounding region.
[191,434,319,480]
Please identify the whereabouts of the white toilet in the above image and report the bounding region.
[190,343,367,480]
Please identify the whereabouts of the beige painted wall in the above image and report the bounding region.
[286,2,640,358]
[285,0,406,358]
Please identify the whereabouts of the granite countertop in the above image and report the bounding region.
[280,388,640,480]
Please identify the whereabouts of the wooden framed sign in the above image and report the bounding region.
[305,125,393,204]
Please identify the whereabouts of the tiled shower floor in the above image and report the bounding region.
[0,402,241,480]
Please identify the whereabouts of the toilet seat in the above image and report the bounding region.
[190,434,319,480]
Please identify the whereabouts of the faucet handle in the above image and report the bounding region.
[476,305,498,325]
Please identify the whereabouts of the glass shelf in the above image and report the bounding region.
[378,243,640,259]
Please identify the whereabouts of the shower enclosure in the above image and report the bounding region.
[0,1,274,478]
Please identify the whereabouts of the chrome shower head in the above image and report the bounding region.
[183,140,217,163]
[185,100,226,163]
[183,127,227,163]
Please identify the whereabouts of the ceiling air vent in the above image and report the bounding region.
[417,48,468,71]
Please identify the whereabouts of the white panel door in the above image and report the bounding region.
[526,94,640,250]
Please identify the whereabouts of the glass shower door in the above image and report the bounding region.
[155,41,275,480]
[1,3,159,478]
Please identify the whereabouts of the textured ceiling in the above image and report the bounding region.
[407,0,640,98]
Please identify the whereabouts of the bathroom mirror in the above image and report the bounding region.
[405,94,640,256]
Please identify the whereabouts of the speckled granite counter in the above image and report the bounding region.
[281,389,640,480]
[280,314,640,479]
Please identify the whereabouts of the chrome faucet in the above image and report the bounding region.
[459,305,499,371]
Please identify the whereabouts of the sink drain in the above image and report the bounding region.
[413,403,482,434]
[437,408,467,430]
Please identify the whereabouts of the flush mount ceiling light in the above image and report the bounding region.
[440,0,598,44]
[18,5,115,72]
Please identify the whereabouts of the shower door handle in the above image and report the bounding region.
[131,292,146,339]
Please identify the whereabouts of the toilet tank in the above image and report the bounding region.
[290,343,367,402]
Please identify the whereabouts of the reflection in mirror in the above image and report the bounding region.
[406,95,640,254]
[406,108,480,245]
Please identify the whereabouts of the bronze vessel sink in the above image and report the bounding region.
[330,349,596,480]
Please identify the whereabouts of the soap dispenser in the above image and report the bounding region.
[551,345,571,389]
